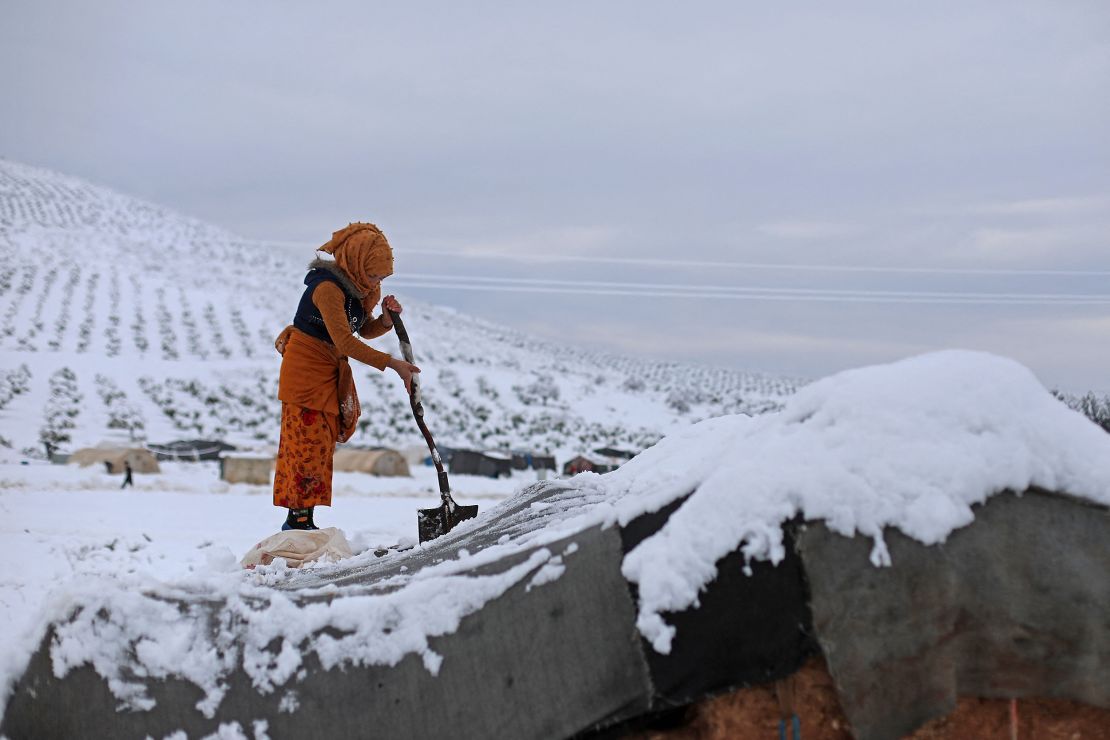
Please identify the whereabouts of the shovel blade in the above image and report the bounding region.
[418,503,479,543]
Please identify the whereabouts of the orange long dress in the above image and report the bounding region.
[272,281,392,510]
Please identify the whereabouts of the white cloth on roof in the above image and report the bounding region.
[240,527,354,569]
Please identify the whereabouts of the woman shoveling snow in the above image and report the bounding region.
[272,222,420,531]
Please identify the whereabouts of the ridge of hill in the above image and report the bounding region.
[0,158,799,463]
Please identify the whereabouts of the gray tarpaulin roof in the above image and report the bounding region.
[3,485,1107,740]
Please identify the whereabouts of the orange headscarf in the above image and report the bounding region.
[318,223,394,306]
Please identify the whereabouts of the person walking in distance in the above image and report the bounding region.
[121,460,133,489]
[272,223,419,531]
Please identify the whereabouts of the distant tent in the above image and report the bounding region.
[148,439,236,462]
[220,455,274,485]
[562,455,620,476]
[407,444,455,468]
[333,448,411,477]
[510,451,557,472]
[592,447,637,461]
[449,449,512,478]
[70,447,160,474]
[400,445,433,467]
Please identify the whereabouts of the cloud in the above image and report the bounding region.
[967,226,1102,260]
[755,221,862,240]
[965,194,1110,217]
[444,226,622,257]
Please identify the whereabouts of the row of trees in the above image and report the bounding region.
[1055,391,1110,433]
[0,364,32,449]
[95,374,146,441]
[39,367,82,455]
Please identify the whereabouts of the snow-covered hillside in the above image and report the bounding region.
[0,159,798,463]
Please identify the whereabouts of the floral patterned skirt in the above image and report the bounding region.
[273,402,339,509]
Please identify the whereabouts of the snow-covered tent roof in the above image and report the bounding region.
[5,351,1110,739]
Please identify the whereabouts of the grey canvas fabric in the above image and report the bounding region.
[797,489,1110,740]
[5,483,1108,740]
[2,483,657,740]
[2,523,652,740]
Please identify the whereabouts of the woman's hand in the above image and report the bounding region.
[387,357,421,395]
[380,295,403,328]
[274,325,294,355]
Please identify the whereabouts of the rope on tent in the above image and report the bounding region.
[144,444,229,459]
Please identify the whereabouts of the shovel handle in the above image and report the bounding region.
[389,309,420,396]
[388,309,455,509]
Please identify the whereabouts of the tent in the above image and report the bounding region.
[562,455,620,476]
[4,485,1108,740]
[592,447,637,461]
[69,447,160,474]
[399,444,433,467]
[510,451,557,472]
[219,455,274,485]
[148,439,236,462]
[449,449,512,478]
[333,448,411,477]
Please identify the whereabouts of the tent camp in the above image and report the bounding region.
[219,455,274,485]
[69,447,160,474]
[333,448,410,477]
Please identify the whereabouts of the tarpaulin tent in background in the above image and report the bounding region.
[449,449,512,478]
[69,447,160,474]
[332,448,411,477]
[147,439,236,462]
[219,454,274,485]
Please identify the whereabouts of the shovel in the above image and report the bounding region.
[387,308,478,543]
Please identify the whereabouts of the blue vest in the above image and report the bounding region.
[292,269,368,345]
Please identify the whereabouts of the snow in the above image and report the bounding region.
[583,350,1110,652]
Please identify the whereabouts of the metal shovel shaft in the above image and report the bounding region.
[388,309,454,509]
[388,310,478,543]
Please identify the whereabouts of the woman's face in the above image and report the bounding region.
[360,274,387,301]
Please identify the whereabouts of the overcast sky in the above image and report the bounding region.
[3,1,1108,391]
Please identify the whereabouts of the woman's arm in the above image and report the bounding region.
[358,314,393,340]
[313,282,392,370]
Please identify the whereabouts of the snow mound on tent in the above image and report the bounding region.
[578,350,1110,652]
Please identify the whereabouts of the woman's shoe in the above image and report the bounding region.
[282,507,319,531]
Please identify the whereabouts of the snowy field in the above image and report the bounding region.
[0,460,525,713]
